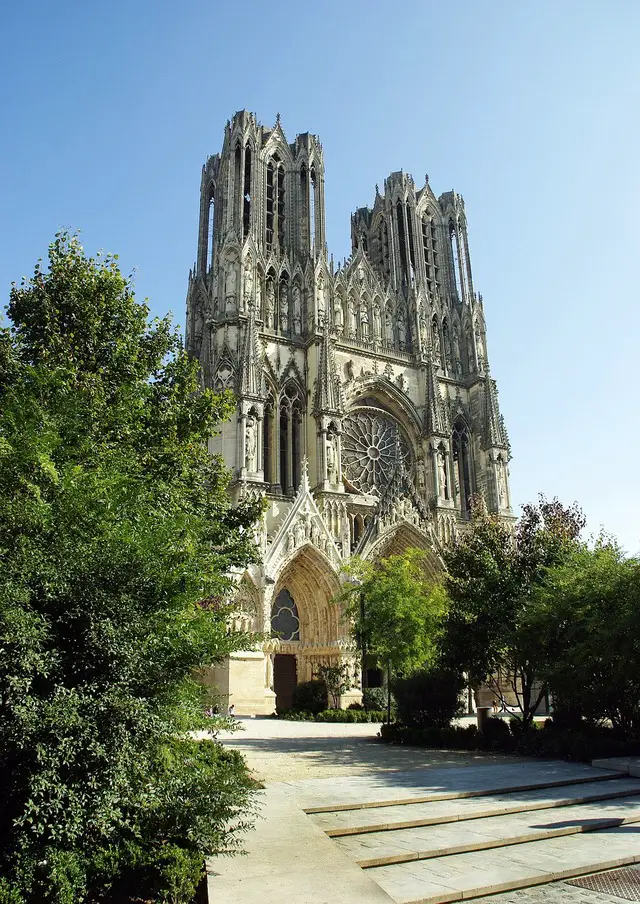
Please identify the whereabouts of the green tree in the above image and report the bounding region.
[529,540,640,734]
[0,235,263,903]
[442,495,585,727]
[340,549,446,678]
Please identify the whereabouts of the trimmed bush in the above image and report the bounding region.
[363,686,395,713]
[477,717,513,751]
[393,667,465,729]
[291,680,328,714]
[281,709,385,723]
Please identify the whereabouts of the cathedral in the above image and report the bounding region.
[185,111,512,714]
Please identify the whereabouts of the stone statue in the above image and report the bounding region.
[345,359,355,382]
[397,307,406,350]
[326,435,338,483]
[361,305,370,340]
[316,276,326,319]
[416,457,425,490]
[265,280,275,329]
[334,297,344,331]
[438,451,448,499]
[347,298,356,337]
[453,329,461,367]
[475,326,485,368]
[292,285,302,334]
[255,277,262,320]
[245,417,256,471]
[385,308,393,345]
[497,461,506,505]
[419,313,428,347]
[279,287,289,333]
[242,258,253,311]
[225,262,237,313]
[466,331,475,372]
[372,302,381,338]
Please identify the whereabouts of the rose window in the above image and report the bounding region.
[342,406,411,492]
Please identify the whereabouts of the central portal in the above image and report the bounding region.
[273,654,297,712]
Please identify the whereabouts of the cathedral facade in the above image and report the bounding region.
[185,111,512,714]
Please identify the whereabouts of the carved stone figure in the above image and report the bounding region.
[245,417,256,471]
[416,457,425,490]
[279,288,289,333]
[397,307,406,350]
[438,450,448,499]
[497,460,506,505]
[361,305,370,340]
[334,297,344,331]
[372,302,381,338]
[385,307,393,344]
[292,285,302,334]
[242,258,253,311]
[326,434,338,483]
[316,276,326,319]
[225,262,237,313]
[265,280,275,329]
[345,359,355,382]
[347,298,356,337]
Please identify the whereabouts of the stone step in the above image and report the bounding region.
[368,825,640,904]
[334,792,640,867]
[310,776,640,836]
[302,763,623,814]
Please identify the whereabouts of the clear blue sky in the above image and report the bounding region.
[2,1,639,551]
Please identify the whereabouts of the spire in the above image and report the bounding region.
[483,361,508,448]
[424,346,449,437]
[313,318,345,416]
[239,304,264,398]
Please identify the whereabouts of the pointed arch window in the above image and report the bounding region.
[279,382,303,495]
[310,167,317,255]
[277,161,286,247]
[381,218,390,280]
[243,144,252,238]
[234,143,242,224]
[271,588,300,642]
[396,201,408,286]
[206,195,215,272]
[266,160,275,247]
[452,421,473,517]
[263,390,276,488]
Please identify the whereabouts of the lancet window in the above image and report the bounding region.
[243,144,252,238]
[263,391,276,488]
[452,420,473,517]
[206,194,215,272]
[421,215,439,296]
[279,382,304,495]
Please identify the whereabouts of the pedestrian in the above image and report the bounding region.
[228,703,235,717]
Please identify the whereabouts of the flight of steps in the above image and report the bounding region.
[306,770,640,904]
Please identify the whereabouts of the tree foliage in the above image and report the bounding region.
[340,549,446,676]
[0,235,263,902]
[528,540,640,733]
[442,495,585,726]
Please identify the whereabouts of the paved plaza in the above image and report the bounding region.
[209,719,640,904]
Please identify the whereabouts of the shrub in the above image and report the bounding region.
[291,680,328,714]
[347,702,364,710]
[282,709,385,723]
[393,667,465,729]
[477,717,513,751]
[363,687,395,712]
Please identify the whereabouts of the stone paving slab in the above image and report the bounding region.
[291,761,621,813]
[369,826,640,903]
[593,757,640,778]
[333,792,640,866]
[207,784,395,904]
[309,776,640,836]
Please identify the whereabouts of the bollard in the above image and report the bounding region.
[476,705,493,733]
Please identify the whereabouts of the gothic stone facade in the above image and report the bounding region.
[186,111,512,714]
